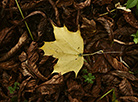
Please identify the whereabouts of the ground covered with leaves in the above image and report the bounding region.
[0,0,138,102]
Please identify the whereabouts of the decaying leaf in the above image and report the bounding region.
[56,0,74,7]
[40,24,84,76]
[0,32,28,62]
[119,78,133,96]
[119,96,138,102]
[36,74,63,101]
[74,0,91,9]
[93,0,112,6]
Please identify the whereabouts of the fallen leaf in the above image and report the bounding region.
[119,78,133,96]
[19,42,47,81]
[119,96,138,102]
[56,0,74,7]
[93,0,112,6]
[40,24,84,76]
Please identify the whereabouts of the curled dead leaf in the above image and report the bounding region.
[74,0,91,9]
[0,32,28,62]
[19,42,47,81]
[36,74,63,101]
[119,96,138,102]
[102,74,120,86]
[56,0,74,7]
[122,11,138,29]
[93,0,112,6]
[119,78,133,96]
[111,70,138,81]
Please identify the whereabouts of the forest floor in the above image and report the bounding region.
[0,0,138,102]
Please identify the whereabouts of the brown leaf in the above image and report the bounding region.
[91,75,102,98]
[18,77,31,102]
[5,0,43,12]
[41,74,63,85]
[119,78,133,96]
[102,74,120,86]
[2,0,8,8]
[0,60,19,70]
[20,61,34,78]
[0,88,9,100]
[0,27,13,45]
[36,74,63,101]
[56,0,74,7]
[74,0,91,9]
[0,32,28,62]
[85,34,107,52]
[2,71,11,87]
[97,17,114,42]
[19,51,27,62]
[68,85,85,100]
[91,85,101,98]
[68,94,82,102]
[81,17,96,38]
[113,26,137,36]
[66,77,78,89]
[111,70,138,81]
[62,8,78,31]
[92,0,112,6]
[22,79,37,95]
[119,96,138,102]
[104,54,128,71]
[26,79,36,89]
[122,11,138,29]
[49,0,61,26]
[19,42,47,81]
[91,55,111,73]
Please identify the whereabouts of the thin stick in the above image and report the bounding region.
[100,88,114,99]
[15,0,34,41]
[114,39,134,45]
[82,50,103,56]
[99,9,116,16]
[81,50,122,57]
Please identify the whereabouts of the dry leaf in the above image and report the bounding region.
[119,78,133,96]
[119,96,138,102]
[40,24,84,76]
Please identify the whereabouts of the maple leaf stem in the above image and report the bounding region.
[81,50,103,56]
[81,50,122,56]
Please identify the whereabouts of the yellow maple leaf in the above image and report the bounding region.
[40,24,84,76]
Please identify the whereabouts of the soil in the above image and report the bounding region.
[0,0,138,102]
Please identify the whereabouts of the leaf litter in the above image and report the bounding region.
[0,0,138,102]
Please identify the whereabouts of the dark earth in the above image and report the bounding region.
[0,0,138,102]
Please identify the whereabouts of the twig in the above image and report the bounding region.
[15,0,34,40]
[114,39,134,45]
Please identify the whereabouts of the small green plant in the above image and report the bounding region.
[82,69,95,84]
[8,82,20,94]
[131,31,138,44]
[126,0,138,9]
[82,69,88,73]
[8,82,25,102]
